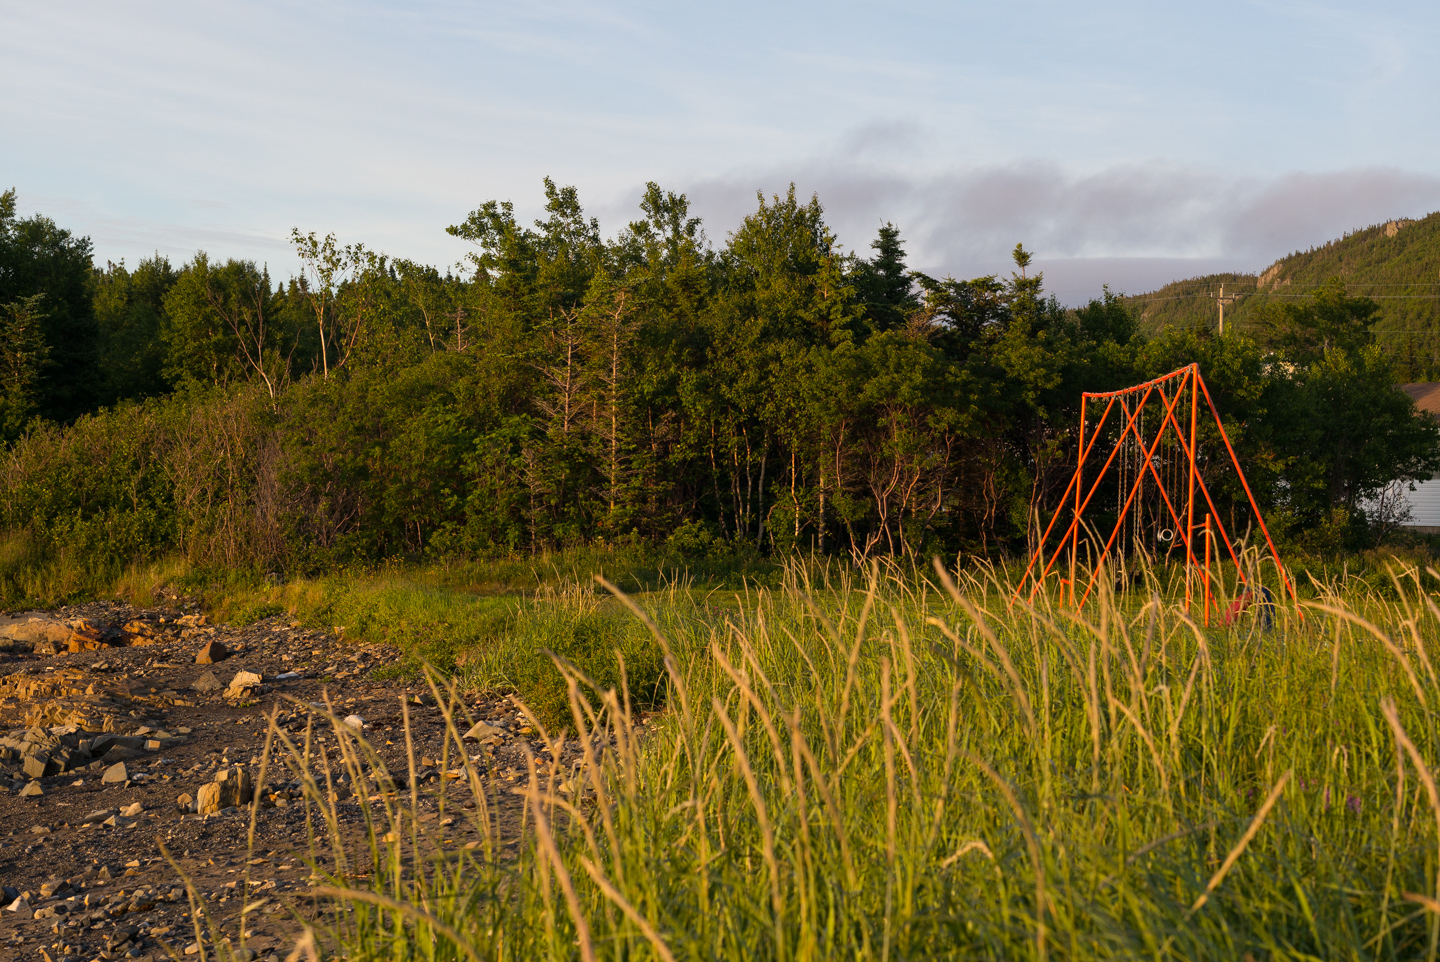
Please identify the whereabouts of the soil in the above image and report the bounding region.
[0,600,565,962]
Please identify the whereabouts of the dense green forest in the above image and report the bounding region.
[2,183,1438,585]
[1128,212,1440,379]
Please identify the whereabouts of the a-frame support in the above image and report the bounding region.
[1013,363,1296,622]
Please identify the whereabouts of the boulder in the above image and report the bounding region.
[22,752,57,779]
[195,640,230,664]
[463,722,506,742]
[196,766,253,814]
[0,613,73,647]
[225,671,264,702]
[39,878,69,898]
[90,733,145,755]
[190,671,222,692]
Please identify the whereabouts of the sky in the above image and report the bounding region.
[4,0,1440,303]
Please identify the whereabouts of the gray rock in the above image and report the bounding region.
[91,733,145,755]
[463,722,506,741]
[191,671,222,692]
[22,752,56,779]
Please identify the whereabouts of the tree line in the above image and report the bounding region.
[2,182,1437,576]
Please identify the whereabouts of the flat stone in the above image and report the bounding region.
[4,896,31,919]
[19,781,42,797]
[101,761,129,784]
[120,801,144,817]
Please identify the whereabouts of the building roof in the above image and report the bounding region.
[1403,383,1440,420]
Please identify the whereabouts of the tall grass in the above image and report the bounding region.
[227,553,1440,960]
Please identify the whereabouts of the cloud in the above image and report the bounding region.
[679,161,1440,298]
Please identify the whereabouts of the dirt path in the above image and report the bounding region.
[0,601,552,962]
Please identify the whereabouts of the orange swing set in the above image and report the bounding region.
[1014,363,1297,623]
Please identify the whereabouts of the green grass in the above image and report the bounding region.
[225,553,1440,961]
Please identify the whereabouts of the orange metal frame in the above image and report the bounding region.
[1013,363,1296,622]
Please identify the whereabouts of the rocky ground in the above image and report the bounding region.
[0,601,576,962]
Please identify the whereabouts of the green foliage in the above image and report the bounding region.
[91,255,177,403]
[1,184,1435,587]
[0,293,50,441]
[0,188,100,421]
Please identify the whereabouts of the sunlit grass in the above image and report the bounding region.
[206,552,1440,960]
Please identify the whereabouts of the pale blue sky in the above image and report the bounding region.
[4,0,1438,301]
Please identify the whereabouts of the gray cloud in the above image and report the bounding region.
[679,161,1440,302]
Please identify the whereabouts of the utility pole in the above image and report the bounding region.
[1216,283,1240,334]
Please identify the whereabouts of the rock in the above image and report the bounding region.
[91,733,145,755]
[64,620,109,652]
[342,714,365,731]
[191,670,222,692]
[29,825,50,835]
[39,879,69,898]
[5,896,31,919]
[176,792,194,811]
[177,613,208,628]
[120,801,144,817]
[23,752,57,778]
[82,808,116,824]
[226,670,263,694]
[101,761,129,784]
[197,766,253,814]
[0,613,74,647]
[195,640,229,664]
[275,671,301,681]
[463,722,506,741]
[19,780,42,797]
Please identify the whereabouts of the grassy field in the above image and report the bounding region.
[191,550,1440,961]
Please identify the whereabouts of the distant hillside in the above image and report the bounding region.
[1125,212,1440,378]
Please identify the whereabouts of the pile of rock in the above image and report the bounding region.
[0,724,184,792]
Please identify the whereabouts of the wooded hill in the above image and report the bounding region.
[1127,212,1440,379]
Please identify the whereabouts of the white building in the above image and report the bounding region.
[1390,383,1440,532]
